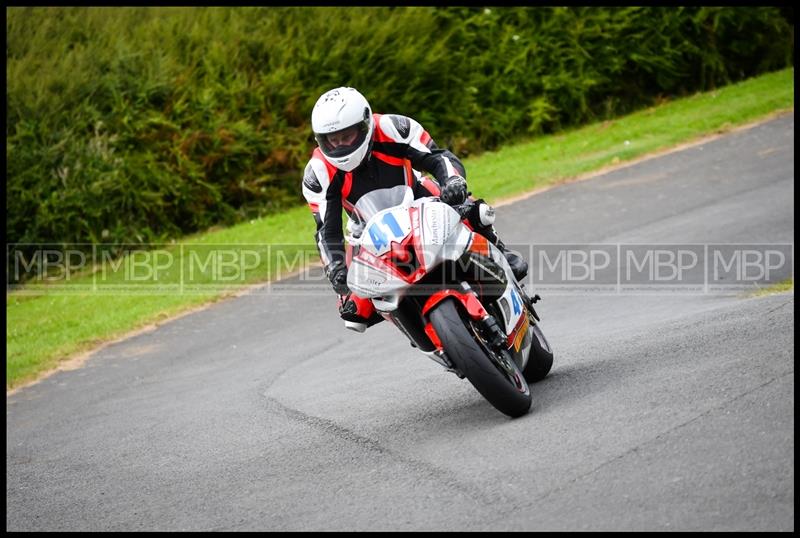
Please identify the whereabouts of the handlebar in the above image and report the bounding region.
[442,198,475,219]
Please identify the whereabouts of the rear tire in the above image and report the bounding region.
[428,298,531,418]
[523,322,553,383]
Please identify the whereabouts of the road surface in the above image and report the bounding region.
[7,114,794,531]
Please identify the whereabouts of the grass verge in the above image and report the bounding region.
[6,67,794,391]
[747,278,794,297]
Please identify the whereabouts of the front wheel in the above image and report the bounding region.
[428,298,531,418]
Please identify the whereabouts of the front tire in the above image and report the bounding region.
[428,298,531,418]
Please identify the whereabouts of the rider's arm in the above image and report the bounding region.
[301,158,346,269]
[374,114,466,189]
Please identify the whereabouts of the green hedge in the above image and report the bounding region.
[6,7,794,260]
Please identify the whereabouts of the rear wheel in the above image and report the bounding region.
[428,298,531,418]
[523,322,553,383]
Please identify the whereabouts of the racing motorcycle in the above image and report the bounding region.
[345,185,554,418]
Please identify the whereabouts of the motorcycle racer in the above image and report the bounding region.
[301,86,528,331]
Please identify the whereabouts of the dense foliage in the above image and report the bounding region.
[6,6,794,252]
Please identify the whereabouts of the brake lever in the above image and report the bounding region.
[455,199,475,219]
[432,195,473,219]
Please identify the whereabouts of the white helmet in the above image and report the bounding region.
[311,87,374,172]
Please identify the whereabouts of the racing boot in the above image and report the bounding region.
[494,237,529,282]
[338,293,384,333]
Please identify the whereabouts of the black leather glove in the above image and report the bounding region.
[326,260,350,295]
[440,175,468,206]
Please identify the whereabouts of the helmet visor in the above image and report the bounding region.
[315,121,370,159]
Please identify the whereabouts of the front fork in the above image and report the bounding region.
[422,282,509,354]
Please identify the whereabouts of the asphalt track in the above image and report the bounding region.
[6,114,794,531]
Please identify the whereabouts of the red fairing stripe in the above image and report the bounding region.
[507,313,530,350]
[421,290,488,320]
[356,247,410,281]
[355,232,428,284]
[468,233,489,255]
[308,202,319,212]
[409,206,426,273]
[346,242,353,267]
[354,209,428,284]
[424,322,443,350]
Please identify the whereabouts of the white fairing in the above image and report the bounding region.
[360,207,412,256]
[347,198,471,300]
[416,200,472,267]
[486,241,525,336]
[359,189,414,257]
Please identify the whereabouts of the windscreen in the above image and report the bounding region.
[352,185,413,224]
